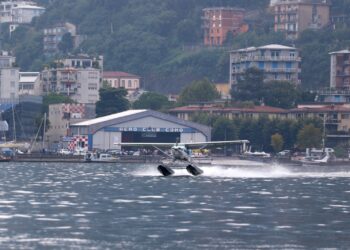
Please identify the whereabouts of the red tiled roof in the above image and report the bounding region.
[103,71,140,78]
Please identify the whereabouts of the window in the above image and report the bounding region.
[88,83,98,90]
[259,62,265,69]
[128,80,132,88]
[271,50,280,58]
[121,80,125,87]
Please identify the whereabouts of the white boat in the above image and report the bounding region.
[299,148,334,165]
[84,152,119,163]
[239,149,272,162]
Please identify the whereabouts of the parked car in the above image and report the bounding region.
[58,149,72,155]
[277,150,291,156]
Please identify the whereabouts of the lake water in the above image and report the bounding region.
[0,161,349,249]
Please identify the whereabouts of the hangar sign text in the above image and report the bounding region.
[104,127,196,133]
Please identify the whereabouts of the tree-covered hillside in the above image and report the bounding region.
[2,0,350,93]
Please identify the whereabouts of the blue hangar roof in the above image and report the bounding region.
[71,109,211,140]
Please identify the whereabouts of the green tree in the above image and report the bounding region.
[177,78,220,105]
[297,89,317,103]
[176,19,197,43]
[42,93,75,113]
[212,117,237,141]
[297,124,322,150]
[133,92,172,111]
[96,87,129,117]
[263,81,298,108]
[334,144,348,158]
[231,67,264,104]
[58,33,74,53]
[271,133,284,153]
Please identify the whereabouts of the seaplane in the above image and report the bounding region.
[115,140,249,176]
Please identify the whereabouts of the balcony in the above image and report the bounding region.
[58,76,77,83]
[59,88,77,95]
[326,119,341,125]
[231,55,301,62]
[264,68,300,73]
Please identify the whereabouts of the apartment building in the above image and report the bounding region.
[229,44,301,86]
[41,55,103,104]
[102,71,141,96]
[0,51,19,100]
[272,0,330,39]
[329,49,350,90]
[0,1,45,24]
[46,103,95,149]
[18,72,42,96]
[202,7,246,46]
[43,22,86,55]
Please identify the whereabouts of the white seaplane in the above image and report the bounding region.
[115,140,249,176]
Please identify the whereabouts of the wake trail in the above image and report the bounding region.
[131,163,350,178]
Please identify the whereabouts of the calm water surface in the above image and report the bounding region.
[0,161,349,249]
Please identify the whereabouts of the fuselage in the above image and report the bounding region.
[171,145,190,161]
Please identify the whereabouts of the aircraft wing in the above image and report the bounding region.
[114,142,175,147]
[183,140,249,148]
[115,140,249,148]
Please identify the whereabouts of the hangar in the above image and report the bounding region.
[69,109,211,151]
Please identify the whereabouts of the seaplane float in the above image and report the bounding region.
[115,140,249,176]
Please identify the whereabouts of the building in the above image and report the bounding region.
[41,55,103,104]
[0,1,45,24]
[170,103,350,146]
[215,83,231,99]
[69,110,211,151]
[229,44,301,86]
[45,103,95,149]
[272,0,330,39]
[102,71,141,96]
[0,51,19,100]
[329,49,350,90]
[11,3,45,23]
[19,72,42,96]
[43,22,86,55]
[169,105,288,121]
[315,89,350,103]
[289,104,350,145]
[202,7,245,46]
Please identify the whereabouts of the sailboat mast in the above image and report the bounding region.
[12,103,16,141]
[42,113,47,149]
[322,115,326,150]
